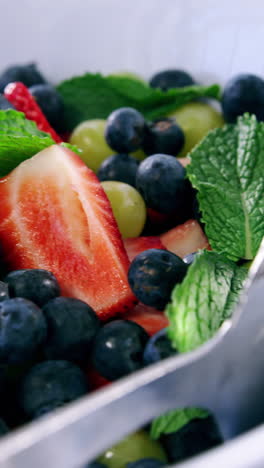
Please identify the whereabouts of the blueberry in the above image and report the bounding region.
[143,118,184,156]
[84,463,107,468]
[161,415,222,463]
[92,320,149,381]
[222,73,264,122]
[183,252,197,265]
[0,282,9,302]
[20,360,88,419]
[126,459,166,468]
[29,84,64,131]
[0,95,14,110]
[98,153,139,187]
[43,297,100,363]
[149,69,195,91]
[6,269,60,306]
[136,154,192,214]
[143,328,177,365]
[0,63,46,93]
[105,107,146,153]
[128,249,187,310]
[0,298,47,364]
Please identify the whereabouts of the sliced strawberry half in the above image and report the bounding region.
[124,236,166,262]
[160,219,210,259]
[4,82,62,143]
[123,303,169,336]
[0,145,136,319]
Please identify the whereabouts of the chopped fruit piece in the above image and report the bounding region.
[123,303,169,336]
[147,208,171,226]
[124,236,166,262]
[4,82,62,143]
[160,219,210,259]
[177,157,190,167]
[105,107,146,153]
[86,365,111,391]
[0,145,136,320]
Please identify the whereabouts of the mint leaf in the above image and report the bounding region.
[57,73,221,131]
[61,142,82,155]
[0,110,54,176]
[0,110,82,176]
[151,408,208,440]
[167,251,247,352]
[151,251,247,438]
[187,113,264,261]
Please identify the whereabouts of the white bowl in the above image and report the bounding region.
[1,1,264,467]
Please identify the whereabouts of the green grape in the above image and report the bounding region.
[108,70,145,84]
[69,119,112,172]
[131,148,147,161]
[168,102,224,156]
[97,430,167,468]
[101,181,146,238]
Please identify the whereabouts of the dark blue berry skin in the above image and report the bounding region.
[143,328,177,365]
[161,415,222,463]
[29,84,64,131]
[0,95,14,110]
[98,153,139,187]
[84,463,107,468]
[0,282,9,302]
[105,107,146,153]
[0,298,47,365]
[43,297,100,363]
[0,418,8,436]
[128,249,188,310]
[6,269,60,307]
[143,118,184,156]
[127,459,166,468]
[222,74,264,122]
[92,320,149,381]
[136,154,192,215]
[183,252,197,265]
[149,69,195,91]
[0,63,46,93]
[20,360,88,419]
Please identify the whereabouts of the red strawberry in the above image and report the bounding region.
[0,145,137,320]
[4,82,62,143]
[123,303,169,336]
[124,236,166,262]
[147,208,171,226]
[160,219,210,259]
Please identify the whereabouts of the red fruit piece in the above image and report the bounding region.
[86,365,111,391]
[0,145,137,320]
[123,303,169,336]
[124,236,166,262]
[4,82,62,143]
[147,208,171,226]
[160,219,210,259]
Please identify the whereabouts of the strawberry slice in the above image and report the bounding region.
[86,365,111,391]
[0,145,136,320]
[4,82,62,143]
[160,219,210,259]
[123,303,169,336]
[124,236,166,262]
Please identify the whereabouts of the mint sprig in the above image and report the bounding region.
[57,73,221,131]
[187,113,264,261]
[151,251,247,439]
[0,110,80,176]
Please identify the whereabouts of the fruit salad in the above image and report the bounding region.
[0,63,263,468]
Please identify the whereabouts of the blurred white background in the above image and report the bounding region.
[0,0,263,84]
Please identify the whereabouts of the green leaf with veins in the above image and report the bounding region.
[151,251,247,438]
[187,113,264,261]
[0,110,81,176]
[57,72,221,131]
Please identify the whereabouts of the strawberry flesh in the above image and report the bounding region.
[0,145,136,320]
[123,303,169,336]
[160,219,210,259]
[124,236,166,262]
